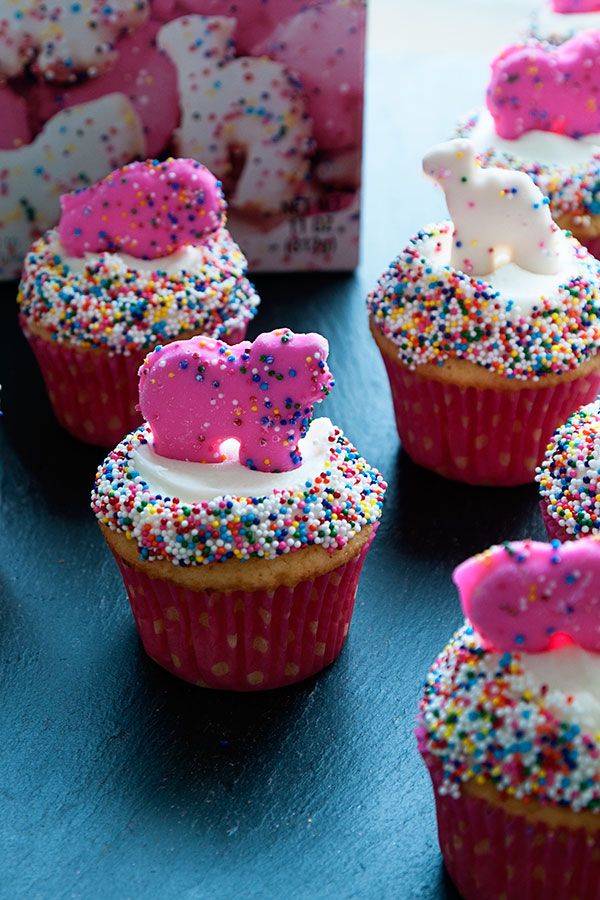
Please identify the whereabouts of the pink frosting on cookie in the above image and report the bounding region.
[487,32,600,139]
[138,328,334,472]
[0,86,31,149]
[553,0,600,11]
[454,538,600,653]
[58,157,226,258]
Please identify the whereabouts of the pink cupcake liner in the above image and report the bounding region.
[110,530,376,691]
[380,353,600,486]
[421,754,600,900]
[20,318,249,446]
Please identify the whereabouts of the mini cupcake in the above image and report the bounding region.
[536,400,600,541]
[18,157,260,446]
[418,538,600,900]
[531,0,600,44]
[91,328,386,691]
[457,31,600,256]
[368,139,600,486]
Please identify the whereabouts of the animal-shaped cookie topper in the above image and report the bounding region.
[552,0,600,12]
[58,158,226,259]
[454,537,600,653]
[138,328,334,473]
[487,32,600,139]
[423,139,564,276]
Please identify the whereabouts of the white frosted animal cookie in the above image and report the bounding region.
[423,139,565,276]
[0,0,149,81]
[158,15,313,216]
[0,93,144,279]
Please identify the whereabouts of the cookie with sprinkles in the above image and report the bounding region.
[18,157,260,447]
[367,140,600,486]
[418,537,600,899]
[91,327,386,691]
[537,400,600,541]
[457,31,600,257]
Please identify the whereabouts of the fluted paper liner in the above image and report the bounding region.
[380,353,600,486]
[110,532,375,691]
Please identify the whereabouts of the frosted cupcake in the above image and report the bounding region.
[531,0,600,44]
[368,139,600,486]
[458,31,600,255]
[418,537,600,900]
[91,328,386,691]
[536,400,600,540]
[18,157,259,446]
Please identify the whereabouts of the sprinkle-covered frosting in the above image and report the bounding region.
[368,222,600,379]
[91,421,386,565]
[537,401,600,536]
[17,227,259,354]
[457,110,600,220]
[419,623,600,812]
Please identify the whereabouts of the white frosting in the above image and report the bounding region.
[423,139,565,276]
[523,645,600,735]
[533,6,600,42]
[130,417,334,503]
[470,108,600,167]
[418,225,582,314]
[50,232,212,276]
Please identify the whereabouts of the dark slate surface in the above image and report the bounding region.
[0,45,544,900]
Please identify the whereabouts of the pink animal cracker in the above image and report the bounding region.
[454,538,600,653]
[58,158,226,259]
[138,328,335,472]
[553,0,600,11]
[487,32,600,140]
[422,139,564,276]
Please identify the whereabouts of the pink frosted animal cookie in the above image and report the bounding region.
[252,0,365,154]
[0,0,149,81]
[422,139,564,276]
[553,0,600,10]
[454,538,600,652]
[487,31,600,140]
[157,15,313,215]
[31,20,178,158]
[58,157,226,259]
[138,329,334,472]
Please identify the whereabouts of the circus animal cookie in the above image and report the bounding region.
[18,157,259,447]
[139,330,333,472]
[92,329,386,691]
[418,538,600,899]
[29,20,178,159]
[423,139,564,276]
[531,0,600,43]
[157,15,313,216]
[0,0,148,81]
[0,93,144,280]
[59,158,225,258]
[367,142,600,486]
[457,33,600,256]
[537,400,600,541]
[488,32,600,140]
[455,538,600,652]
[0,86,30,149]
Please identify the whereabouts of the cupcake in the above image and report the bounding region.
[367,139,600,486]
[18,157,260,446]
[91,328,386,691]
[537,400,600,541]
[418,537,600,900]
[531,0,600,44]
[457,31,600,256]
